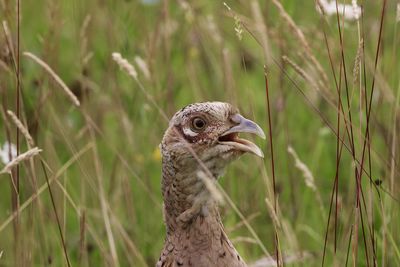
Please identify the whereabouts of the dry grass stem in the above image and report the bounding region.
[7,110,34,147]
[134,56,151,80]
[265,198,281,229]
[197,171,224,205]
[0,143,91,232]
[287,146,326,218]
[234,16,243,40]
[271,0,329,85]
[0,59,12,74]
[204,15,222,45]
[0,1,398,265]
[226,212,261,233]
[223,2,243,41]
[287,146,316,191]
[390,82,400,193]
[80,15,92,39]
[112,52,138,80]
[250,0,272,64]
[250,251,313,267]
[108,207,149,266]
[0,147,42,174]
[214,182,271,258]
[271,0,311,53]
[365,54,395,102]
[23,52,80,107]
[1,20,16,70]
[282,56,321,94]
[112,52,169,121]
[79,14,91,59]
[231,236,258,244]
[353,39,364,86]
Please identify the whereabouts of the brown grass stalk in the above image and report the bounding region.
[88,125,120,267]
[0,143,92,233]
[353,39,364,86]
[390,82,400,194]
[23,52,81,107]
[250,0,272,64]
[264,67,282,266]
[53,161,148,266]
[0,147,42,174]
[112,52,168,121]
[134,56,151,80]
[7,110,34,147]
[271,0,329,86]
[1,20,17,73]
[282,55,321,95]
[287,146,326,219]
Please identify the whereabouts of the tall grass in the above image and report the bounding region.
[0,0,399,266]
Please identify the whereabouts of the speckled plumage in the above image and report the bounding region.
[157,102,265,267]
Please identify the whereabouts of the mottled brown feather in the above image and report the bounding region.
[157,102,248,267]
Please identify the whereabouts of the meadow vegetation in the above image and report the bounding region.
[0,0,399,266]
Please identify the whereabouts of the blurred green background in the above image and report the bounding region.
[0,0,399,266]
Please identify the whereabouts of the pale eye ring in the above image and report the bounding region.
[191,117,207,132]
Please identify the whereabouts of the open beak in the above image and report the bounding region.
[218,114,266,158]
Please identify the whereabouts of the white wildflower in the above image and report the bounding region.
[0,142,17,164]
[317,0,361,21]
[397,3,400,23]
[352,0,360,20]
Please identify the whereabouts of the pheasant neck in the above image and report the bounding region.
[159,157,247,267]
[161,159,223,232]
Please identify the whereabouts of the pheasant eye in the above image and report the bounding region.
[191,117,207,132]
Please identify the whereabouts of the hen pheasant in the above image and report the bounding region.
[157,102,265,267]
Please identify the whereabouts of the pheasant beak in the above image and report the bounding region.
[218,114,266,158]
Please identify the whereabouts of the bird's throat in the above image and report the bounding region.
[161,158,224,232]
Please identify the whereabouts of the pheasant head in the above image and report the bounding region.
[158,102,265,267]
[161,102,265,219]
[161,101,264,177]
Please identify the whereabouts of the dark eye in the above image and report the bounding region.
[191,117,207,132]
